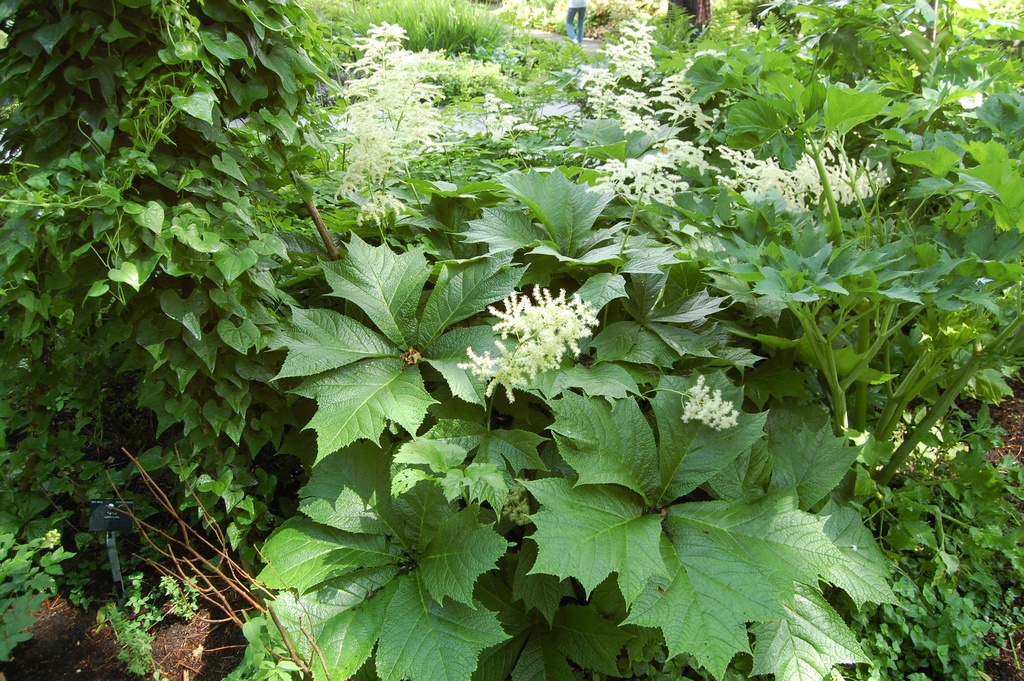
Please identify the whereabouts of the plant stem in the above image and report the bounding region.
[807,136,844,241]
[875,312,1024,485]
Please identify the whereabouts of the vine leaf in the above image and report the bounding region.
[524,478,665,606]
[549,393,658,498]
[751,585,868,681]
[419,507,508,607]
[296,358,436,461]
[417,254,523,347]
[272,307,394,379]
[820,501,896,608]
[376,573,509,681]
[323,235,429,348]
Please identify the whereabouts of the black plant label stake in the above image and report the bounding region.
[88,499,135,607]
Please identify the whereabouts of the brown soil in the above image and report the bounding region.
[982,375,1024,681]
[0,596,244,681]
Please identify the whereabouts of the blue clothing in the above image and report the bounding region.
[567,6,586,44]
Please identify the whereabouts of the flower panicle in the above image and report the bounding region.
[459,287,599,403]
[681,375,739,430]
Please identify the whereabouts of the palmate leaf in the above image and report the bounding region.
[626,530,785,679]
[652,374,768,506]
[549,392,658,498]
[298,442,398,535]
[751,585,868,681]
[273,567,396,681]
[323,235,430,348]
[258,517,396,593]
[377,573,509,681]
[499,169,613,258]
[524,478,665,606]
[820,502,895,608]
[272,307,394,379]
[416,254,523,346]
[419,507,508,606]
[462,207,547,253]
[765,411,861,509]
[296,358,436,461]
[424,326,498,406]
[671,495,844,587]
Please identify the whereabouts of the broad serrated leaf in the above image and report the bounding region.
[820,501,895,608]
[274,308,395,379]
[625,530,784,680]
[652,374,768,506]
[551,603,631,676]
[500,169,613,258]
[396,439,469,472]
[420,507,508,606]
[324,236,430,347]
[765,414,860,509]
[671,495,844,587]
[299,443,397,534]
[479,429,548,473]
[274,569,395,681]
[751,585,868,681]
[648,290,729,325]
[424,326,498,406]
[590,322,678,367]
[258,517,396,592]
[296,359,436,461]
[376,574,508,681]
[534,363,639,402]
[524,478,665,606]
[575,273,627,312]
[463,207,547,252]
[549,393,658,498]
[512,636,575,681]
[417,255,523,346]
[512,541,571,626]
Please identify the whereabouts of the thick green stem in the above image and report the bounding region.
[875,313,1024,486]
[791,303,847,432]
[852,310,871,432]
[808,137,844,242]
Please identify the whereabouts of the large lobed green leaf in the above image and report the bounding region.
[323,235,430,348]
[524,478,666,606]
[272,307,394,379]
[296,358,436,461]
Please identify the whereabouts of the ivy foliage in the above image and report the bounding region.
[0,0,328,545]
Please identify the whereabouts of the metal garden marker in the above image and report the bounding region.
[88,499,135,607]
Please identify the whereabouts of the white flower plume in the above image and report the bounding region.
[459,288,599,403]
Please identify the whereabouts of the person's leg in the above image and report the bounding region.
[566,7,578,42]
[575,8,586,44]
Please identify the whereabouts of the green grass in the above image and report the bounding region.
[305,0,511,55]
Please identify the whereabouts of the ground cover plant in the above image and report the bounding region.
[1,0,1023,680]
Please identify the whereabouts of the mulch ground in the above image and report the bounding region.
[982,375,1024,681]
[0,596,245,681]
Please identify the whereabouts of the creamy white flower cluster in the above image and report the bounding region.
[718,145,889,212]
[681,375,739,430]
[459,288,599,403]
[480,93,538,143]
[339,24,443,193]
[599,139,712,204]
[356,193,404,228]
